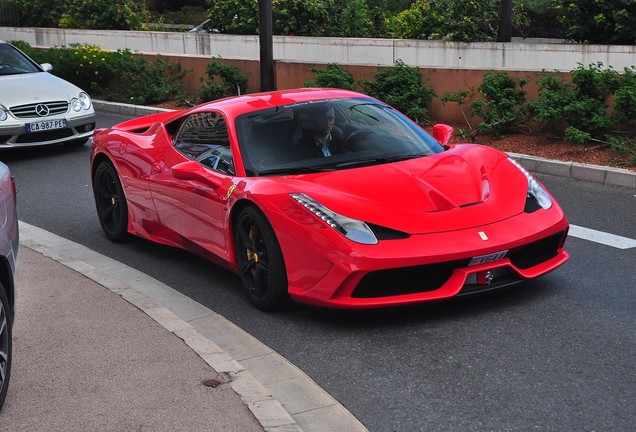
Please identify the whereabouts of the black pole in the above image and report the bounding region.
[498,0,512,42]
[259,0,275,91]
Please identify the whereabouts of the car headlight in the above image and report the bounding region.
[79,92,92,110]
[71,97,81,112]
[508,157,552,210]
[71,92,92,112]
[0,108,6,121]
[290,193,378,245]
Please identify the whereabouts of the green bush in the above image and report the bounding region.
[361,59,434,123]
[385,0,527,42]
[556,0,636,44]
[304,64,356,90]
[470,71,530,136]
[516,0,565,39]
[607,135,636,165]
[531,64,636,152]
[208,0,372,37]
[98,53,187,105]
[529,71,575,131]
[59,0,149,30]
[194,58,248,103]
[614,67,636,128]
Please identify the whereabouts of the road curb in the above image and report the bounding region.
[19,221,368,432]
[94,99,635,189]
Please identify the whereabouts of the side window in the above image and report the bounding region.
[173,111,234,175]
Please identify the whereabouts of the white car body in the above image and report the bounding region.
[0,40,96,148]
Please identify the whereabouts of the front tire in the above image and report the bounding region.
[93,161,129,242]
[0,281,12,410]
[234,207,291,310]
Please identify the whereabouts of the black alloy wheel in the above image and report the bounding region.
[234,207,290,310]
[0,281,12,410]
[93,161,129,242]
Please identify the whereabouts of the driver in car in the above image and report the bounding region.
[298,105,346,158]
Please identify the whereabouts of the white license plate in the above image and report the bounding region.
[26,119,67,132]
[468,250,508,266]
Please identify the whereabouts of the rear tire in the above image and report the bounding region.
[234,207,291,310]
[93,161,130,242]
[0,281,12,410]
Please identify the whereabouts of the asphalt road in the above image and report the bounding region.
[2,110,635,431]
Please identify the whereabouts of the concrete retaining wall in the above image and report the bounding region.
[1,27,634,123]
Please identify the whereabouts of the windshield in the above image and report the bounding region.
[0,43,43,76]
[235,97,445,176]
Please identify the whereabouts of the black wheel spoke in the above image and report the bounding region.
[239,259,256,276]
[102,205,114,224]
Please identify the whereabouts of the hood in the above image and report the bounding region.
[280,145,530,234]
[0,72,83,107]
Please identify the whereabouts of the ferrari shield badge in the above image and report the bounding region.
[226,184,236,199]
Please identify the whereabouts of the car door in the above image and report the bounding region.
[148,111,236,260]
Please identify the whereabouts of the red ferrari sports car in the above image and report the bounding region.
[90,88,569,310]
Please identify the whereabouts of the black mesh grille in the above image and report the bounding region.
[10,101,69,118]
[352,259,469,298]
[509,231,565,269]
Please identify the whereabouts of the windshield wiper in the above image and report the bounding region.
[258,166,334,176]
[335,154,425,169]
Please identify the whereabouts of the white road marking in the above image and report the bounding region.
[569,225,636,250]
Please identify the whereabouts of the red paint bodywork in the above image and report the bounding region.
[91,89,569,309]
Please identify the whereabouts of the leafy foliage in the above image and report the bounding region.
[556,0,636,44]
[207,0,372,37]
[607,135,636,165]
[361,59,434,123]
[385,0,527,42]
[469,71,529,135]
[304,64,357,90]
[194,58,248,103]
[614,67,636,127]
[59,0,149,30]
[515,0,565,39]
[2,0,63,27]
[531,64,636,158]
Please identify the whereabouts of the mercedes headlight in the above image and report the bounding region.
[71,92,92,112]
[290,193,378,245]
[79,92,92,110]
[508,157,552,210]
[0,108,6,121]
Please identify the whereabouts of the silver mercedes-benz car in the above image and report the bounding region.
[0,161,18,409]
[0,40,96,148]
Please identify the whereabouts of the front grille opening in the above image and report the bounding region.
[16,128,73,143]
[509,232,565,269]
[352,260,468,298]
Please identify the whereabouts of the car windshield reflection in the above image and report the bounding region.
[235,97,445,176]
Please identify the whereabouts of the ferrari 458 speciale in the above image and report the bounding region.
[91,88,569,310]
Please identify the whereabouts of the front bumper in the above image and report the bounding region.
[0,112,96,148]
[283,209,570,309]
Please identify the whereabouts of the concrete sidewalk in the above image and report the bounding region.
[1,246,264,431]
[0,222,368,432]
